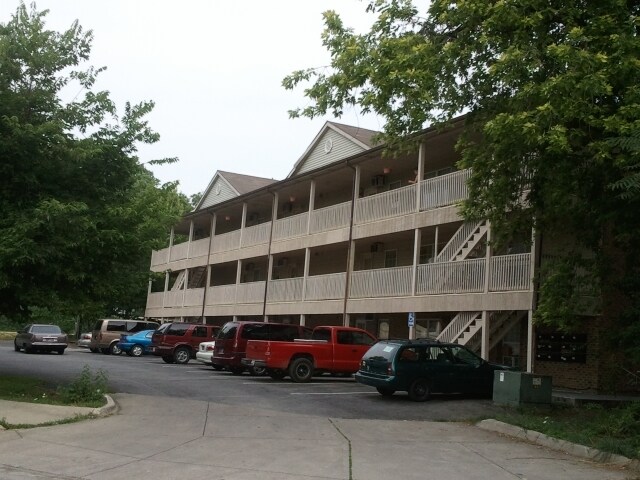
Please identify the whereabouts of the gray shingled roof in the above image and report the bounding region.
[328,122,381,148]
[218,171,278,195]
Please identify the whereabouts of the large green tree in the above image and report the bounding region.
[0,3,189,328]
[284,1,640,360]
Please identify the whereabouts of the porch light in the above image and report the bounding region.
[289,195,296,203]
[225,215,231,221]
[383,167,391,174]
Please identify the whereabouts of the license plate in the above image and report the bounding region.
[43,338,57,342]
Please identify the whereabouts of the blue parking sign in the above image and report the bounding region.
[408,312,415,327]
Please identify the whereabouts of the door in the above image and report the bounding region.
[333,329,376,372]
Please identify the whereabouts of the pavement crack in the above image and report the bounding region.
[202,401,210,436]
[328,418,352,480]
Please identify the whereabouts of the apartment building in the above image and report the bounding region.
[146,118,604,391]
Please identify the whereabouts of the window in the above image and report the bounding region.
[106,321,126,332]
[193,326,208,337]
[312,329,331,342]
[166,323,190,336]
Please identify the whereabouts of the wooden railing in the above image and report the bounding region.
[212,230,241,253]
[272,212,309,241]
[309,202,351,233]
[349,266,413,298]
[417,258,485,294]
[184,287,205,306]
[241,222,271,248]
[304,273,346,301]
[189,238,210,258]
[490,254,531,291]
[169,242,189,262]
[150,249,169,267]
[420,169,470,211]
[163,290,183,308]
[146,292,164,308]
[267,278,303,302]
[355,184,416,224]
[236,281,266,303]
[207,284,237,305]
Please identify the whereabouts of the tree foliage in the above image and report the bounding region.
[284,0,640,360]
[0,3,190,328]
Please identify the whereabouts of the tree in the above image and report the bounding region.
[284,1,640,361]
[0,3,189,328]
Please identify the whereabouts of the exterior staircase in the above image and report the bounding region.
[188,266,207,288]
[467,311,526,353]
[171,270,185,291]
[435,220,488,262]
[436,311,482,345]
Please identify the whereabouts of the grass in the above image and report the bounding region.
[0,366,108,409]
[0,331,16,341]
[494,402,640,460]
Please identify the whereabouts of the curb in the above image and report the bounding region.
[92,394,117,417]
[477,419,640,473]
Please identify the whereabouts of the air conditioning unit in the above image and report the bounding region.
[370,242,384,253]
[371,175,386,187]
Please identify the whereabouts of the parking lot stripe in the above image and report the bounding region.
[289,391,376,395]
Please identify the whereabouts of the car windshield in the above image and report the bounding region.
[32,325,62,334]
[363,342,401,361]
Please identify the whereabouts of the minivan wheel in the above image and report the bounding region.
[173,347,190,364]
[249,366,267,376]
[109,342,122,355]
[376,387,395,397]
[101,347,110,354]
[130,344,144,357]
[408,378,431,402]
[289,358,314,383]
[162,356,174,364]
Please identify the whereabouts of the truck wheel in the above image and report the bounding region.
[174,347,190,364]
[289,358,314,383]
[267,369,286,380]
[229,366,244,375]
[408,378,431,402]
[212,364,224,371]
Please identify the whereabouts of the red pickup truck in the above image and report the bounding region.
[242,326,376,382]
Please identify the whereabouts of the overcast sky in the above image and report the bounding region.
[2,1,385,197]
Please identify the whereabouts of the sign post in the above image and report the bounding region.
[408,312,415,339]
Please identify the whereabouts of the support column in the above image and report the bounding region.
[300,314,306,327]
[265,254,274,321]
[416,141,426,212]
[302,247,310,301]
[527,310,534,372]
[307,180,316,234]
[484,221,492,293]
[434,226,439,259]
[344,313,350,328]
[411,228,421,295]
[181,269,189,312]
[235,260,242,305]
[187,220,194,258]
[168,227,175,261]
[481,311,490,360]
[163,272,170,308]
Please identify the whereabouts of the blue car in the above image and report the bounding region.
[117,330,155,357]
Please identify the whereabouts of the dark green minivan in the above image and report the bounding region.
[355,339,514,401]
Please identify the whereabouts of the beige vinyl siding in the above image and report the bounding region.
[295,130,366,176]
[199,178,238,209]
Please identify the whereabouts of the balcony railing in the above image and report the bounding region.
[236,281,266,303]
[241,222,272,248]
[207,284,237,305]
[146,292,164,308]
[163,290,184,308]
[267,277,303,302]
[417,258,485,294]
[420,169,471,211]
[490,253,531,291]
[349,266,413,298]
[169,242,189,262]
[212,230,241,253]
[309,202,351,233]
[273,212,309,241]
[355,184,416,224]
[151,249,168,268]
[184,287,204,306]
[304,273,346,301]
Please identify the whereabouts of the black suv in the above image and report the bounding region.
[151,323,220,364]
[355,339,514,401]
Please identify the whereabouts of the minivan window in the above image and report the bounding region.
[106,321,126,332]
[242,323,269,340]
[364,342,400,361]
[93,320,104,330]
[217,323,238,340]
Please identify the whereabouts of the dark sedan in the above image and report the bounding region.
[14,324,68,354]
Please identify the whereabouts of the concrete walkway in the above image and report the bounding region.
[0,393,635,480]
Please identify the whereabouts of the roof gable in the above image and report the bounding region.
[287,122,380,178]
[195,171,276,211]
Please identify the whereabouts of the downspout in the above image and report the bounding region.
[200,213,215,323]
[262,191,277,321]
[342,163,358,325]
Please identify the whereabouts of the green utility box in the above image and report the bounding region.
[493,371,552,406]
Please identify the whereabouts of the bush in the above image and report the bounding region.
[58,365,108,405]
